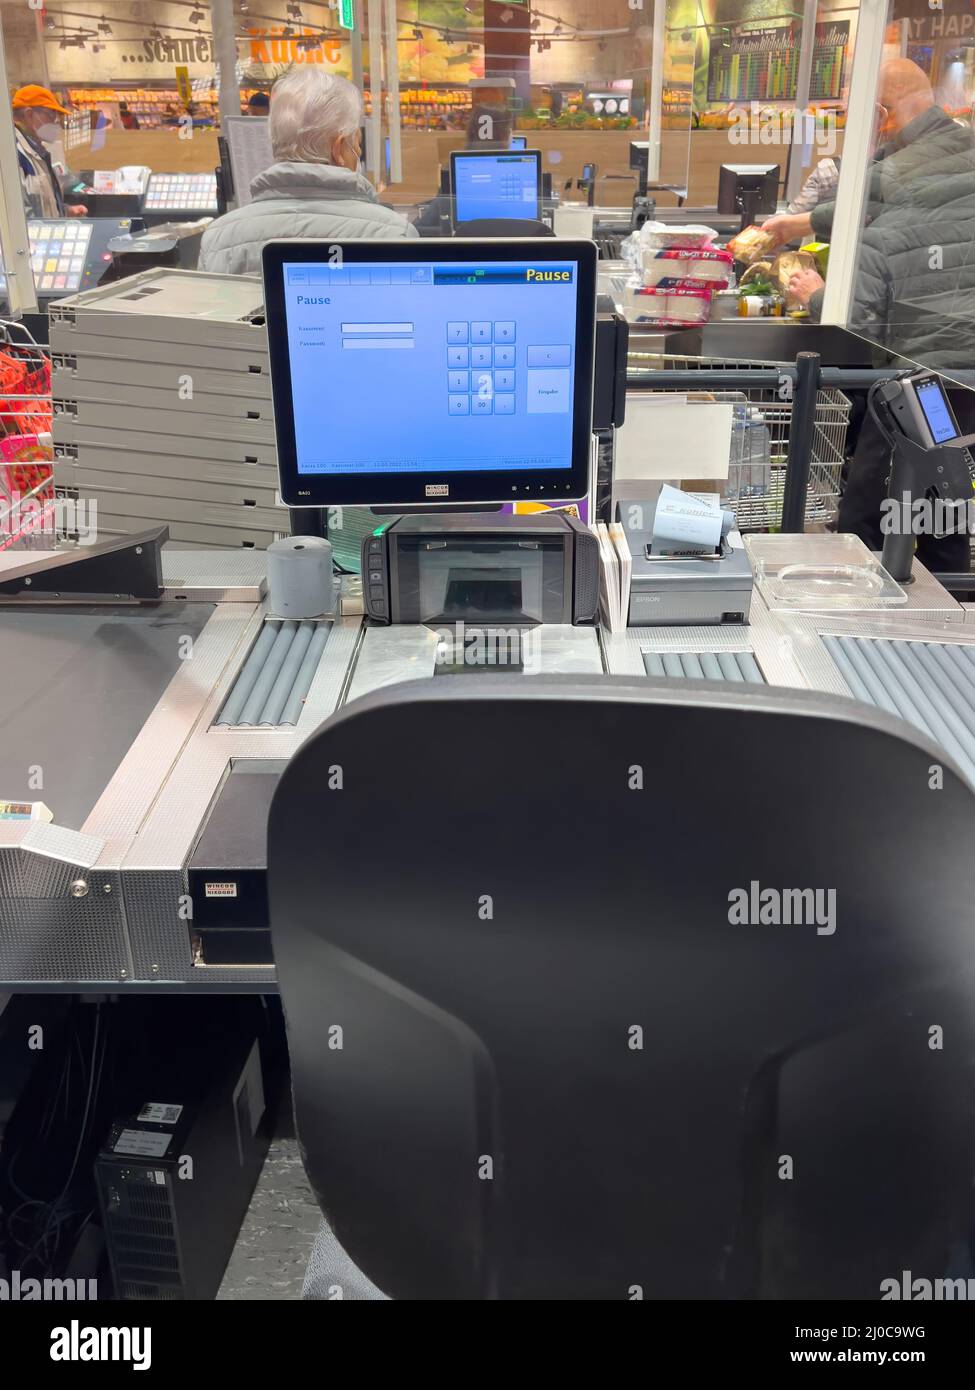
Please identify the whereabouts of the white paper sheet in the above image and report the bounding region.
[223,116,274,207]
[615,397,732,482]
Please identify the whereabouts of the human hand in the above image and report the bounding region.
[761,213,812,248]
[66,204,88,217]
[788,268,826,306]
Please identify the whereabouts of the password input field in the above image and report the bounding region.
[341,338,415,350]
[341,322,414,333]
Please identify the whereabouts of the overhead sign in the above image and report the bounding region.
[338,0,356,30]
[175,65,192,105]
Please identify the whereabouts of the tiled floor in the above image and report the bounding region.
[217,1137,321,1300]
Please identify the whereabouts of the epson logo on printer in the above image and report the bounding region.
[426,484,450,497]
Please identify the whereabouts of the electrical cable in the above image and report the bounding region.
[2,1003,110,1278]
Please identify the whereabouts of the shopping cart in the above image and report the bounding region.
[627,351,852,532]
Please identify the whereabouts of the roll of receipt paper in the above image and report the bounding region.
[651,484,734,554]
[267,535,337,619]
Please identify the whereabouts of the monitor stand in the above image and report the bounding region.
[737,188,762,232]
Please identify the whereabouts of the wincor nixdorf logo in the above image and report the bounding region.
[426,485,449,496]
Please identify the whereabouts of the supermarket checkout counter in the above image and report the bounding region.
[3,243,975,992]
[2,517,974,991]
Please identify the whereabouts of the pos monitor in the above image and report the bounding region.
[449,149,542,227]
[717,163,780,225]
[262,239,597,508]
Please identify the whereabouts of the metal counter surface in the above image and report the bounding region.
[1,541,972,989]
[0,603,214,832]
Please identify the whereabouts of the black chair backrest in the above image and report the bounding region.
[268,675,975,1299]
[453,217,554,238]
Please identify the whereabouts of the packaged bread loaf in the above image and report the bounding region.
[727,225,774,265]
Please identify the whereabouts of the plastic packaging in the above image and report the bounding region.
[726,225,774,264]
[725,403,749,501]
[638,221,718,249]
[624,283,713,324]
[742,409,771,497]
[640,247,734,286]
[744,533,909,610]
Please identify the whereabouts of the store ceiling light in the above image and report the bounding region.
[287,2,303,17]
[189,7,206,22]
[97,16,112,35]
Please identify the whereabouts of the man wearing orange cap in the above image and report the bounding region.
[12,85,87,219]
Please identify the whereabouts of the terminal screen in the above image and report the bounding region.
[281,259,579,477]
[452,153,539,224]
[144,172,218,210]
[915,378,959,444]
[0,220,93,297]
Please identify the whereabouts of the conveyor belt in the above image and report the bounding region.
[215,619,331,727]
[823,635,975,785]
[642,649,765,682]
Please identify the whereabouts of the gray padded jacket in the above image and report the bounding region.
[807,106,975,369]
[198,161,417,275]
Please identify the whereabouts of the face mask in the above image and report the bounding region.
[35,121,61,144]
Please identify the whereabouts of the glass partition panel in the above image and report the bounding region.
[659,5,695,203]
[378,2,681,217]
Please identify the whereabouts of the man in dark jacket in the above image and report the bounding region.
[766,60,975,570]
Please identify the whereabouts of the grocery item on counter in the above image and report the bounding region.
[726,224,774,265]
[799,240,830,276]
[637,221,718,249]
[640,246,734,287]
[738,260,773,288]
[737,293,784,317]
[625,283,714,325]
[774,250,820,307]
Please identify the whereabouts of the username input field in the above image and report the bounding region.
[341,322,414,333]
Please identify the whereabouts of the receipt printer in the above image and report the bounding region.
[362,513,600,625]
[619,498,753,625]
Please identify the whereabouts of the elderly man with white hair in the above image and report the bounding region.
[199,69,415,275]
